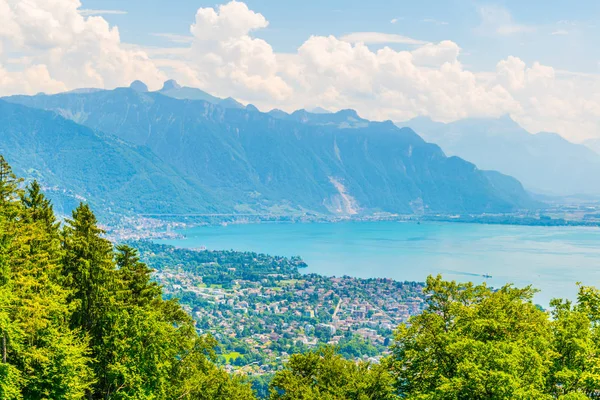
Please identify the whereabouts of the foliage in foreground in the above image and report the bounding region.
[266,276,600,400]
[1,155,599,399]
[269,347,396,400]
[0,155,253,399]
[390,275,600,399]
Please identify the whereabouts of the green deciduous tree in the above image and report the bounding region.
[390,275,555,400]
[270,346,396,400]
[549,285,600,398]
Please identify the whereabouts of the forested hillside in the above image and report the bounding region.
[0,100,220,216]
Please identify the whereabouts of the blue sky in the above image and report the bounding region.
[83,0,600,73]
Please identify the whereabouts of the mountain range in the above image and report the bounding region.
[1,81,537,217]
[399,116,600,197]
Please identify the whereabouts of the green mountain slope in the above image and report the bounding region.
[0,99,220,215]
[4,90,537,215]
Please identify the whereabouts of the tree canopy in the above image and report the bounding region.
[269,346,396,400]
[0,156,254,400]
[389,275,600,400]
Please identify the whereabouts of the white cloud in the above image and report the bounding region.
[78,9,127,16]
[477,5,536,35]
[340,32,427,45]
[273,36,518,122]
[184,0,290,100]
[0,0,164,95]
[551,30,569,35]
[490,56,600,141]
[411,40,460,66]
[496,56,526,90]
[390,18,399,24]
[0,64,67,94]
[190,0,268,41]
[160,2,600,142]
[422,18,449,26]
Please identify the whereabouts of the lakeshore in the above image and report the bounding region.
[156,220,600,306]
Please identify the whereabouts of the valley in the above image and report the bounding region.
[3,1,600,397]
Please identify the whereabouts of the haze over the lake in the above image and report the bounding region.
[158,221,600,306]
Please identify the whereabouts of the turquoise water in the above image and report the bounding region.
[156,221,600,306]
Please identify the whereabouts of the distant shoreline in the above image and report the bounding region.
[105,212,600,242]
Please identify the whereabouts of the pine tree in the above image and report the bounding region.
[61,203,118,398]
[62,203,115,334]
[0,157,260,399]
[21,180,59,235]
[0,156,22,399]
[0,157,92,399]
[115,244,161,307]
[0,155,21,205]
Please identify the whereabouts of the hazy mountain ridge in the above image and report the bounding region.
[3,86,537,215]
[399,115,600,196]
[156,79,246,109]
[583,138,600,155]
[269,108,370,129]
[0,99,221,215]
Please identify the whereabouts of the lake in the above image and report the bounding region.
[156,221,600,306]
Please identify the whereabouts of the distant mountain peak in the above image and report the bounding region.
[268,109,289,119]
[407,115,435,123]
[246,104,259,112]
[129,80,148,92]
[496,113,522,128]
[291,109,309,116]
[282,108,368,128]
[161,79,181,91]
[402,112,600,196]
[154,82,221,104]
[219,97,245,109]
[498,113,515,122]
[308,106,331,114]
[336,109,360,119]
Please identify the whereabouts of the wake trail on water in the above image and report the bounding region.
[441,269,486,278]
